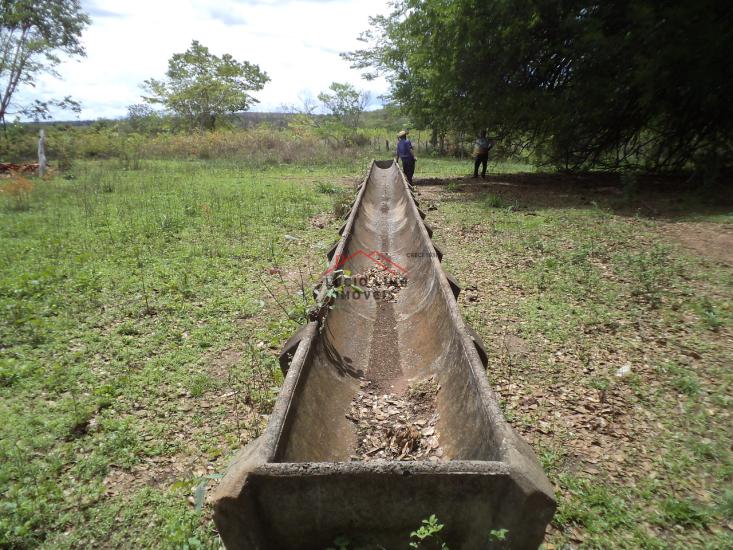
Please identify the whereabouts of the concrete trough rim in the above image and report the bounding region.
[257,460,513,476]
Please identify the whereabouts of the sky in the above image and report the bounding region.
[23,0,392,120]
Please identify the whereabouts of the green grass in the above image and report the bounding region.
[0,158,366,548]
[431,179,733,548]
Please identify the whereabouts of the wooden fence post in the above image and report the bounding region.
[38,129,47,177]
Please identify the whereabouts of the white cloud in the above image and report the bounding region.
[19,0,390,120]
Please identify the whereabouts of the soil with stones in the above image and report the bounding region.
[347,377,443,461]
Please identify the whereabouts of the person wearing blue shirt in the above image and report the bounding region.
[396,130,416,184]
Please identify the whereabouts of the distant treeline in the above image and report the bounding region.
[16,107,412,130]
[26,111,305,130]
[0,107,496,167]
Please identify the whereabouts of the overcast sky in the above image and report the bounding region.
[23,0,391,120]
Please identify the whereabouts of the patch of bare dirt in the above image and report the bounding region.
[309,212,335,229]
[101,342,279,508]
[209,348,243,381]
[103,457,194,497]
[347,377,443,461]
[415,173,733,219]
[101,389,265,510]
[661,221,733,266]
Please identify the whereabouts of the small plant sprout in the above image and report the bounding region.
[133,244,155,316]
[488,527,509,542]
[409,514,448,549]
[696,296,722,331]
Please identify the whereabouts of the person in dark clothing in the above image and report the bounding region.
[473,130,494,178]
[396,130,416,184]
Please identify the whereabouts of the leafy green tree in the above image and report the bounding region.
[142,40,269,131]
[126,103,165,134]
[0,0,89,124]
[346,0,733,173]
[318,82,370,130]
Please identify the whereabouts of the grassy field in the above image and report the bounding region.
[1,156,731,548]
[0,157,372,548]
[422,171,732,549]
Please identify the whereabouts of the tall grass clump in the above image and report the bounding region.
[332,188,353,218]
[0,174,34,211]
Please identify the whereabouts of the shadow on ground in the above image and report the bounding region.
[414,172,733,221]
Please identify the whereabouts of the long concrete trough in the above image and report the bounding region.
[213,160,555,549]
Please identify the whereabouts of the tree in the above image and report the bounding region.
[126,103,165,134]
[318,82,370,129]
[345,0,733,173]
[142,40,269,131]
[0,0,89,124]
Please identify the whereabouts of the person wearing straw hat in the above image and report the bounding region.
[396,130,416,184]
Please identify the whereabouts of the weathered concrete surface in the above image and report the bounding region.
[214,160,555,549]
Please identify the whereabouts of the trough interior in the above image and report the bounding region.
[274,161,502,463]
